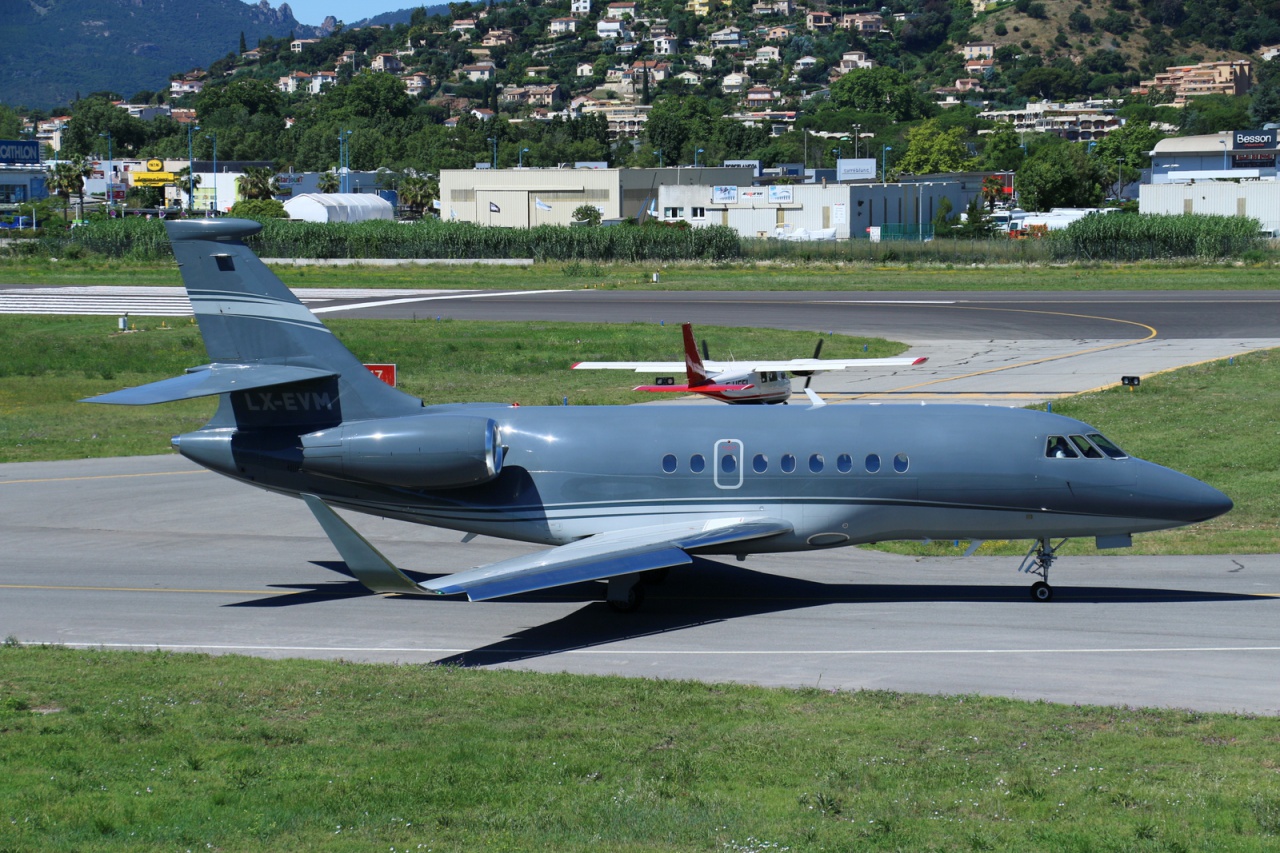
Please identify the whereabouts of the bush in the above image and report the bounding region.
[230,199,287,219]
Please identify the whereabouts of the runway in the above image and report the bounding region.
[3,283,1278,712]
[2,455,1277,714]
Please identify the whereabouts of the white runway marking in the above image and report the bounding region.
[28,641,1280,657]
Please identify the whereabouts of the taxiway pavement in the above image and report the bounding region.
[2,455,1277,714]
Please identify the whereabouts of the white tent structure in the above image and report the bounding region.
[283,193,395,223]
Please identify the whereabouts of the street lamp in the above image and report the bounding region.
[1220,138,1230,172]
[98,131,112,214]
[694,147,704,167]
[851,123,861,159]
[832,146,841,165]
[205,132,217,214]
[488,136,497,169]
[186,122,200,211]
[881,144,892,183]
[655,148,663,167]
[1115,156,1124,199]
[519,147,529,168]
[339,129,353,193]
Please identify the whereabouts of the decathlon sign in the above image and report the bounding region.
[1233,129,1278,150]
[0,139,41,165]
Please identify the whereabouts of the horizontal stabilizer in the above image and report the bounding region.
[82,363,338,406]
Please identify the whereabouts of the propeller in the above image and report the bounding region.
[805,337,824,388]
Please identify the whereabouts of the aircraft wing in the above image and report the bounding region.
[739,356,928,373]
[302,494,791,601]
[633,383,752,393]
[571,361,688,373]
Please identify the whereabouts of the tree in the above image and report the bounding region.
[572,204,602,226]
[1016,143,1104,212]
[980,175,1006,211]
[981,123,1025,171]
[399,174,430,215]
[1249,59,1280,126]
[47,157,92,220]
[229,198,287,218]
[829,67,936,123]
[317,171,340,193]
[239,166,280,201]
[894,119,976,176]
[955,194,997,240]
[174,166,202,209]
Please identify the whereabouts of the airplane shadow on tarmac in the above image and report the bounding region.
[223,557,1273,667]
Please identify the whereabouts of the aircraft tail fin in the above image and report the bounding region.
[85,219,422,428]
[681,322,712,388]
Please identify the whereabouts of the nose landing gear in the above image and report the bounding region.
[1019,537,1066,602]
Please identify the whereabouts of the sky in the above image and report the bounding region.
[282,1,416,26]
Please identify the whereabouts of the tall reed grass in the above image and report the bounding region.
[6,213,1266,264]
[1048,213,1264,261]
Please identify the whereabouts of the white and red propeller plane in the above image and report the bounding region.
[572,322,927,404]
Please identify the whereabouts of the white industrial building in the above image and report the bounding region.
[656,180,969,239]
[438,166,756,227]
[1140,182,1280,235]
[283,193,396,223]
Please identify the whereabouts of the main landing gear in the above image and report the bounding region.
[1018,537,1067,602]
[604,568,671,613]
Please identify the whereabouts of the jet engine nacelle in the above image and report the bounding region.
[300,415,504,489]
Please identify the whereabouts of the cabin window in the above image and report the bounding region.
[721,454,737,474]
[1070,435,1103,458]
[780,453,796,473]
[837,453,853,473]
[893,453,910,473]
[865,453,881,473]
[1088,433,1128,459]
[809,453,824,473]
[215,255,235,272]
[752,454,768,473]
[1045,436,1078,458]
[690,454,706,473]
[662,453,677,473]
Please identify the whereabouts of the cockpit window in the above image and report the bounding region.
[1088,433,1128,459]
[1070,435,1104,458]
[1045,436,1078,458]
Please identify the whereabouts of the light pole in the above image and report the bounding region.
[98,131,112,214]
[881,145,892,183]
[206,132,217,214]
[186,122,200,211]
[694,147,704,167]
[488,136,497,169]
[655,148,663,167]
[339,130,353,193]
[1220,138,1229,172]
[832,146,841,165]
[851,123,861,159]
[1115,156,1124,199]
[519,147,529,168]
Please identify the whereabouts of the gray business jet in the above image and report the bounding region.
[85,219,1232,610]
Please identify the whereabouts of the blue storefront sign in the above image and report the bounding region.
[0,139,41,166]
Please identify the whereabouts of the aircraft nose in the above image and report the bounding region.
[1145,466,1233,524]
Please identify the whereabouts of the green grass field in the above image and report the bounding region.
[2,256,1280,291]
[3,644,1280,852]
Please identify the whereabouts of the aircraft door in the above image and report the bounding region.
[713,439,744,490]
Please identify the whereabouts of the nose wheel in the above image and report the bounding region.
[1019,538,1066,602]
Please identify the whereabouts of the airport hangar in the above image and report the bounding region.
[1143,128,1280,235]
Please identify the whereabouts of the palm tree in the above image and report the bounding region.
[317,171,340,193]
[47,157,92,222]
[239,165,280,201]
[398,174,429,217]
[175,167,201,210]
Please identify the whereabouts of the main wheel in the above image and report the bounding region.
[607,583,646,613]
[1030,581,1053,602]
